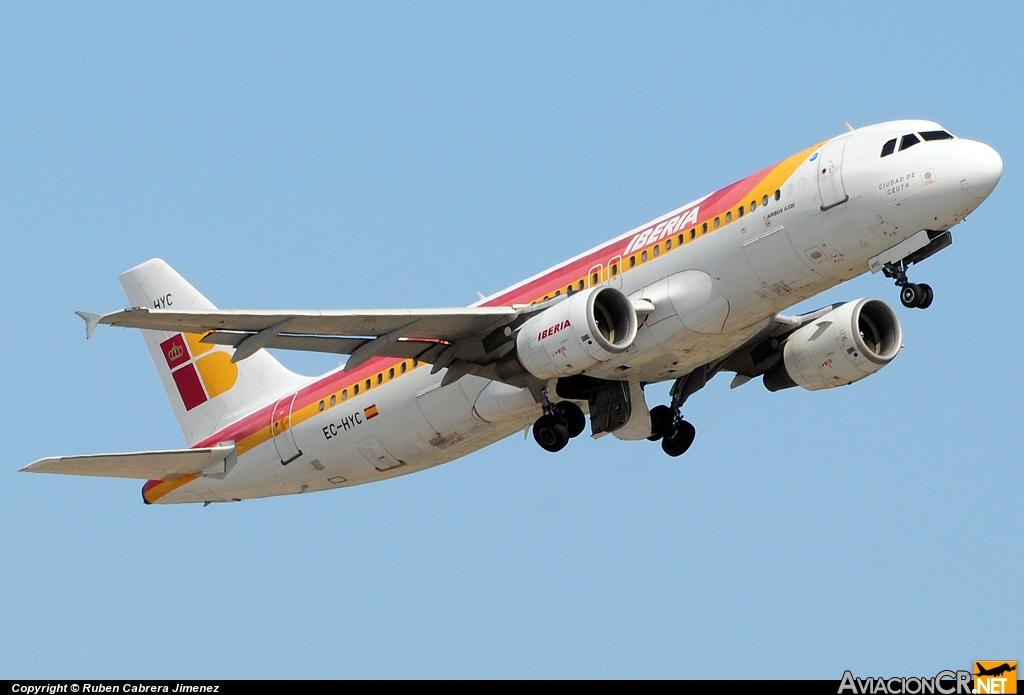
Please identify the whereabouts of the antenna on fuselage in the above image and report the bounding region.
[845,122,855,132]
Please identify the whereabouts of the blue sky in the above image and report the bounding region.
[1,1,1020,678]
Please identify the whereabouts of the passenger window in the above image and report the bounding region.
[319,400,325,412]
[726,211,732,223]
[554,290,561,296]
[750,200,757,211]
[702,222,708,234]
[899,133,920,151]
[342,389,348,400]
[578,280,585,291]
[611,263,618,275]
[738,205,744,217]
[774,189,781,201]
[413,359,419,367]
[880,138,897,157]
[365,379,371,390]
[653,244,660,257]
[665,239,672,250]
[690,228,696,239]
[641,250,648,261]
[919,130,953,141]
[762,195,769,207]
[400,362,407,374]
[629,256,636,268]
[353,384,360,395]
[388,368,395,379]
[678,233,684,245]
[714,217,720,228]
[591,273,599,285]
[330,394,336,406]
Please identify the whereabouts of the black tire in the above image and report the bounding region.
[554,401,587,438]
[533,415,570,452]
[900,283,921,308]
[917,283,933,309]
[647,405,675,441]
[661,420,696,457]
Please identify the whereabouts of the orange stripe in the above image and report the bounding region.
[142,475,198,504]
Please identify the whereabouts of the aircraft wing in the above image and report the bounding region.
[85,305,524,379]
[715,303,846,388]
[22,444,235,480]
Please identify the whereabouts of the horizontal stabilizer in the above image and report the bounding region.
[22,444,235,480]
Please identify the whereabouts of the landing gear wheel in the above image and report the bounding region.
[917,283,934,309]
[647,405,675,441]
[661,420,696,457]
[533,415,570,452]
[900,283,922,308]
[553,401,587,439]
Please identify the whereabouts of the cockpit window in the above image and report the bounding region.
[899,133,920,151]
[880,138,897,157]
[919,130,954,141]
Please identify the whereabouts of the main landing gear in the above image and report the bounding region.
[884,261,933,309]
[646,405,696,457]
[532,400,587,453]
[644,368,705,457]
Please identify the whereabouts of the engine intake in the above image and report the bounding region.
[764,298,902,392]
[508,286,638,381]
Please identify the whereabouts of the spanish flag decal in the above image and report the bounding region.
[364,404,379,420]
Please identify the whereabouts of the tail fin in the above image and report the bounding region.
[119,259,308,447]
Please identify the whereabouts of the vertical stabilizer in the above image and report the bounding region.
[119,259,308,447]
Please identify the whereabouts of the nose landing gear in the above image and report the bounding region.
[885,261,933,309]
[899,282,933,309]
[532,400,586,453]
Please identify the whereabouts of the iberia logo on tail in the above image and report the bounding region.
[160,333,238,410]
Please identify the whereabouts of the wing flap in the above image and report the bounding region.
[22,444,235,480]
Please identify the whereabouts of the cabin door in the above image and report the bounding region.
[817,138,849,210]
[271,394,302,465]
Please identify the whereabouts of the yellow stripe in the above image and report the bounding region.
[143,475,198,504]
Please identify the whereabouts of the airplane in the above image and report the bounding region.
[976,663,1016,678]
[24,119,1002,505]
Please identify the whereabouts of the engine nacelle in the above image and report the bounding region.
[512,287,638,381]
[764,298,902,392]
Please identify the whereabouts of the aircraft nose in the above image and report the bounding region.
[952,139,1003,200]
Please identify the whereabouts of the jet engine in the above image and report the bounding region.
[505,286,638,381]
[764,298,902,392]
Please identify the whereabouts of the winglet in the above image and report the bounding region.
[75,311,102,339]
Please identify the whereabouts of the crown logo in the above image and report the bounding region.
[160,333,238,412]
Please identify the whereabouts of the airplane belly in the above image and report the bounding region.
[415,375,494,450]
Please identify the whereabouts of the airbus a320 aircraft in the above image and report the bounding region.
[25,120,1002,505]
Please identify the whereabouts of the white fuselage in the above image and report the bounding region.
[165,120,1000,503]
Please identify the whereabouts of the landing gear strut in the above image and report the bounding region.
[532,400,586,453]
[646,371,703,457]
[884,261,933,309]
